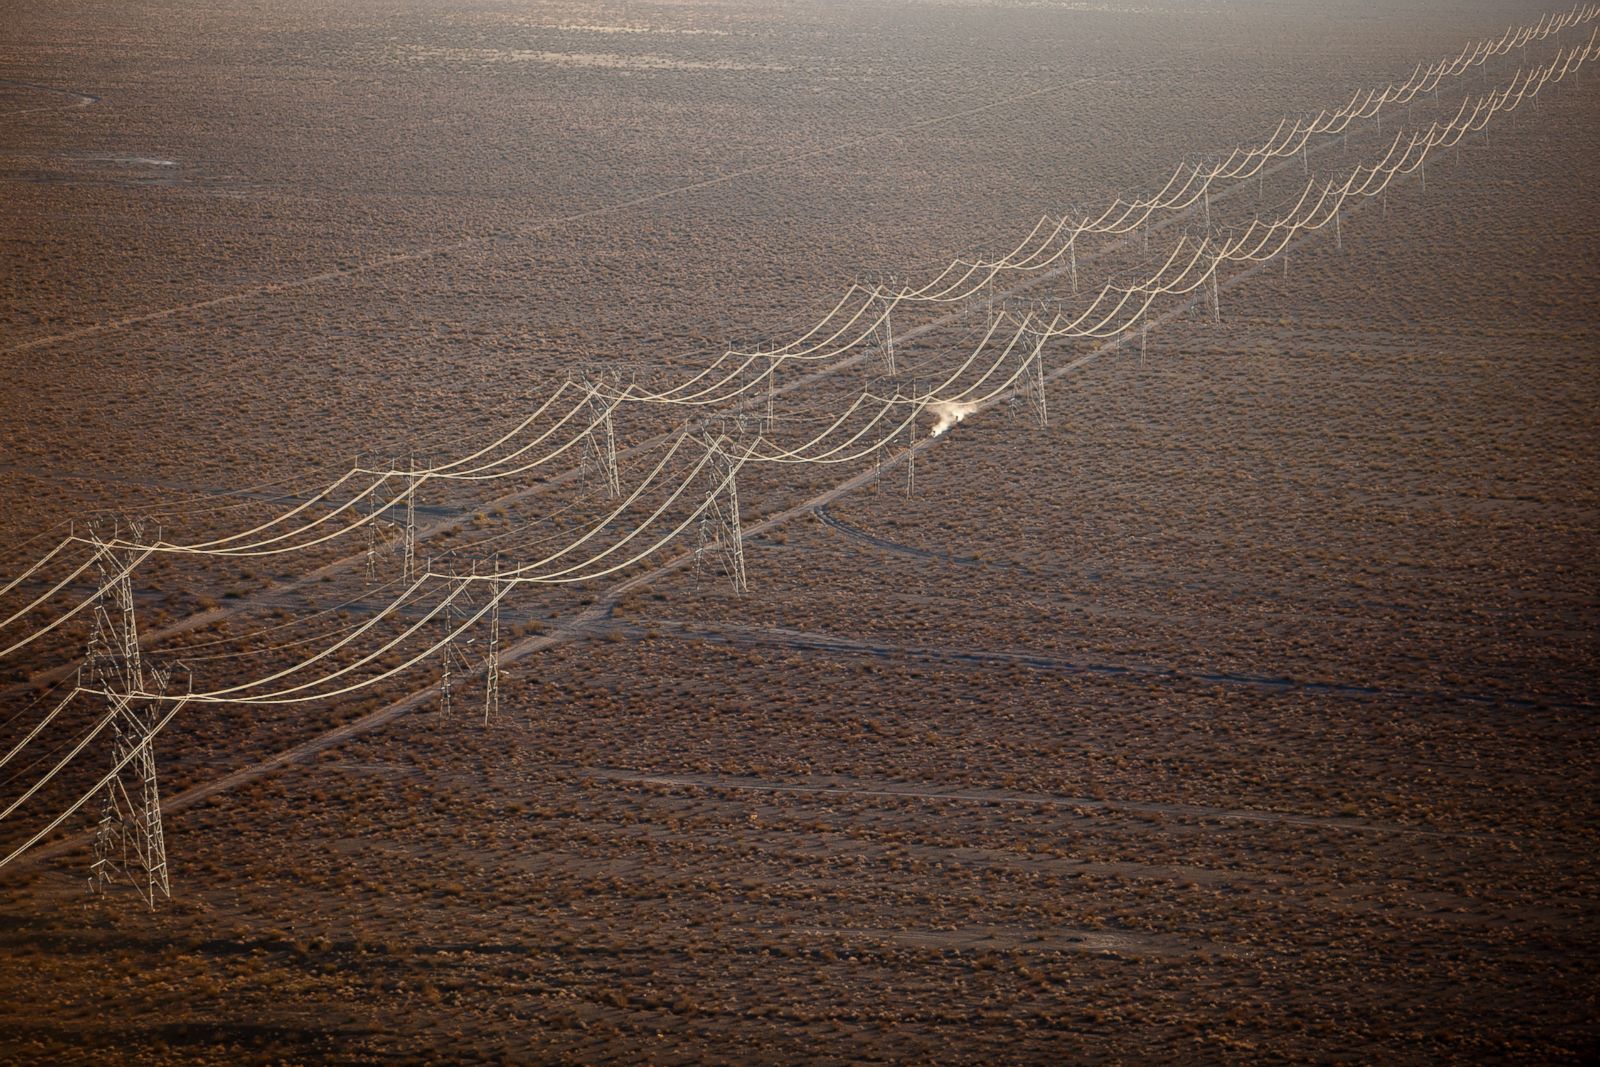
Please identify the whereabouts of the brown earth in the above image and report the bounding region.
[0,0,1596,1063]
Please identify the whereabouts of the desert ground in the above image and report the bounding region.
[1,0,1597,1062]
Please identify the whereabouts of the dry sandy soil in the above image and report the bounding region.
[1,0,1597,1063]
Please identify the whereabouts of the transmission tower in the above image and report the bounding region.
[85,524,142,693]
[1001,318,1051,430]
[984,291,1002,334]
[366,515,380,583]
[905,414,917,497]
[365,474,389,584]
[869,375,928,497]
[402,461,419,581]
[762,352,778,437]
[694,434,747,594]
[912,380,932,492]
[84,532,175,909]
[578,375,623,499]
[483,560,501,727]
[908,388,934,495]
[871,294,897,376]
[1019,343,1049,429]
[89,689,174,908]
[440,593,454,719]
[438,566,457,716]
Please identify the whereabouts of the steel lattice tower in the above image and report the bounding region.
[578,371,624,499]
[402,461,419,582]
[484,560,501,726]
[85,531,172,909]
[695,434,748,594]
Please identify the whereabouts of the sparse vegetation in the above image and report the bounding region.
[0,1,1596,1064]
